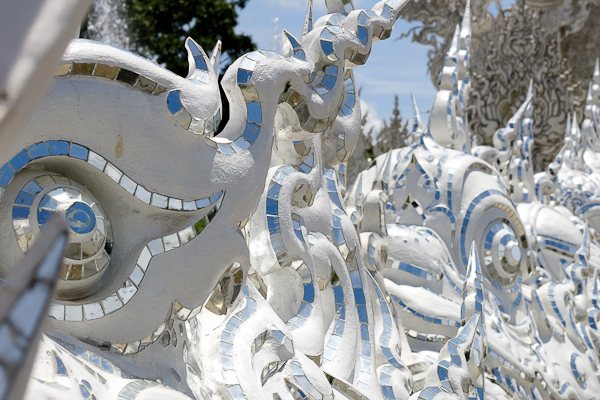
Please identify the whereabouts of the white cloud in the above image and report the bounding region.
[360,99,383,138]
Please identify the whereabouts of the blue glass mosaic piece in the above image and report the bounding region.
[167,91,184,114]
[66,202,96,234]
[37,208,54,225]
[0,164,15,187]
[15,192,34,206]
[22,181,42,196]
[321,40,334,55]
[12,206,30,219]
[10,150,31,171]
[243,123,260,143]
[48,141,70,156]
[237,69,252,84]
[246,102,262,124]
[70,143,89,160]
[303,284,314,302]
[27,143,50,159]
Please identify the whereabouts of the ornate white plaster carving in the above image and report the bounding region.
[0,1,600,399]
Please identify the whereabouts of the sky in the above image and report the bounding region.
[235,0,438,137]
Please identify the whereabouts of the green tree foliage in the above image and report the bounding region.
[126,0,256,76]
[373,95,410,157]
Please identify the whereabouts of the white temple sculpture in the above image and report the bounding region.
[347,2,600,398]
[1,0,600,399]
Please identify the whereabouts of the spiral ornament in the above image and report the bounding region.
[12,173,112,299]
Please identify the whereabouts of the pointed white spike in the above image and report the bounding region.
[524,79,534,121]
[466,242,482,281]
[282,29,305,60]
[583,82,595,122]
[459,0,471,49]
[184,37,211,82]
[592,268,599,310]
[462,242,483,324]
[457,313,480,343]
[572,112,579,136]
[302,0,314,38]
[571,222,589,268]
[580,222,589,252]
[445,25,460,66]
[564,113,571,143]
[209,40,222,76]
[426,97,436,135]
[592,59,600,101]
[410,91,423,134]
[527,79,534,100]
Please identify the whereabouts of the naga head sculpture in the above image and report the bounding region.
[0,1,424,399]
